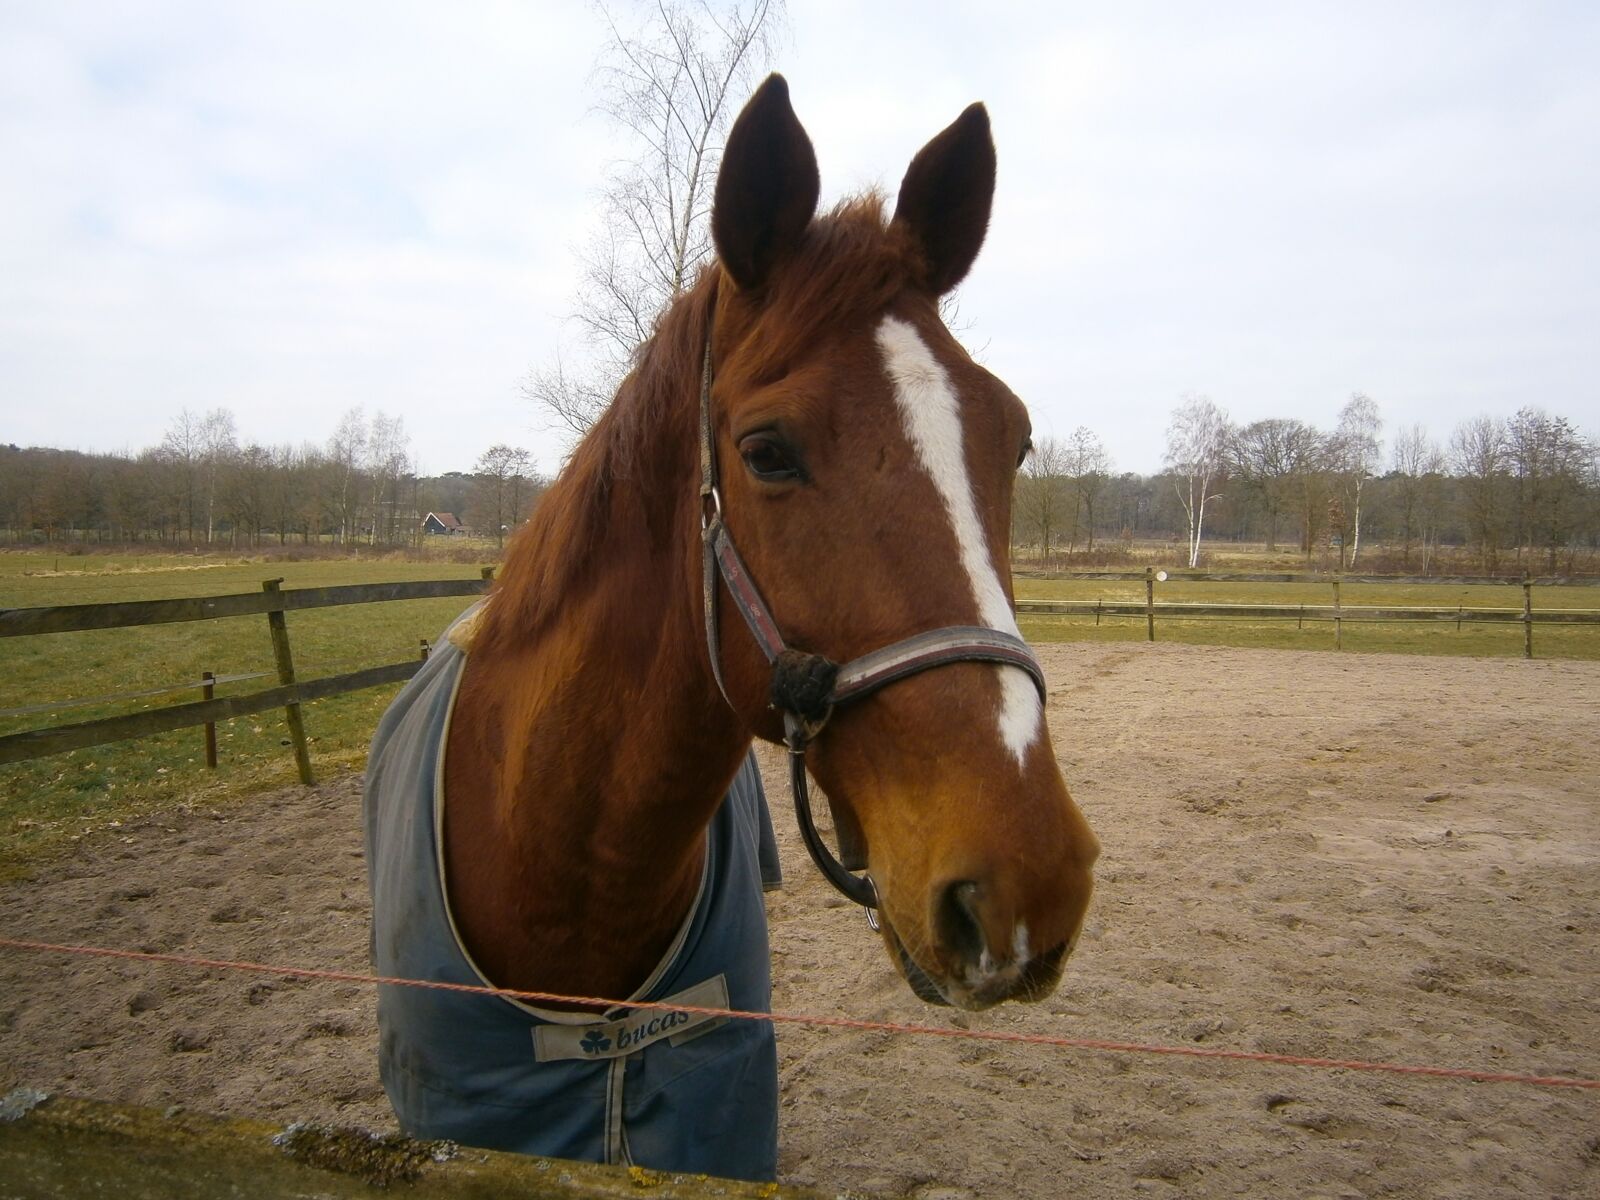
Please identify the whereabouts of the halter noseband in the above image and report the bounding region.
[697,339,1047,914]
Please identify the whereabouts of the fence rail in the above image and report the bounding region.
[0,578,489,638]
[1016,600,1600,624]
[0,573,492,771]
[1017,569,1600,586]
[1015,567,1600,653]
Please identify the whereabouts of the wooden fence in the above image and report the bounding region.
[0,573,493,774]
[5,568,1596,773]
[1014,568,1600,654]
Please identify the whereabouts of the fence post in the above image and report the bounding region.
[1523,575,1534,660]
[1333,576,1342,650]
[1145,567,1156,642]
[201,671,217,769]
[262,579,314,785]
[420,638,430,660]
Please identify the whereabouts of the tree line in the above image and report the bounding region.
[9,392,1591,577]
[1015,397,1599,574]
[0,407,544,551]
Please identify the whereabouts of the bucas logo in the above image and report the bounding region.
[586,1009,693,1055]
[532,977,728,1064]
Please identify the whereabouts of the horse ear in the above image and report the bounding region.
[713,74,820,291]
[892,103,996,295]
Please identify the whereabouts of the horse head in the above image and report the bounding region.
[702,76,1098,1010]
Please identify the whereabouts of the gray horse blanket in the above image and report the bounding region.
[364,611,780,1180]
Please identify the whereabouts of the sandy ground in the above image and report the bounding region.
[2,643,1597,1199]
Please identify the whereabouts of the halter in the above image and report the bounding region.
[697,340,1048,914]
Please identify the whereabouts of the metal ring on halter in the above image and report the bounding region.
[700,485,722,530]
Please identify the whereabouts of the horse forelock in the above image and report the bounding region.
[719,194,921,377]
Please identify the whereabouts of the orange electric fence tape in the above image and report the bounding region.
[1,937,1595,1092]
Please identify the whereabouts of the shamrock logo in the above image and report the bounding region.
[580,1029,612,1055]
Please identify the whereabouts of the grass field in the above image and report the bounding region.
[2,550,1597,881]
[0,552,487,880]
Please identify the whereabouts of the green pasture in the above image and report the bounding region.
[2,551,1598,881]
[1013,574,1600,660]
[0,553,487,880]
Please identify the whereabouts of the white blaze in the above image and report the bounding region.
[876,315,1042,764]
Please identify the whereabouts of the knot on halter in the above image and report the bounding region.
[769,650,839,727]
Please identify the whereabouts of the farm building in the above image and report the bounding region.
[421,512,465,536]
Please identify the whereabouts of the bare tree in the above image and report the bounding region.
[1164,394,1231,568]
[1390,423,1446,569]
[472,444,538,550]
[1505,407,1592,571]
[268,445,305,545]
[366,413,413,546]
[198,408,238,545]
[326,408,367,545]
[34,449,96,541]
[1450,415,1509,570]
[506,446,541,531]
[1015,436,1068,567]
[102,452,157,542]
[1331,393,1382,567]
[1228,418,1320,552]
[223,442,273,546]
[524,0,785,442]
[1063,426,1110,553]
[159,408,204,542]
[293,442,330,544]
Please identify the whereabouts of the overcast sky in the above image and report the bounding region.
[2,1,1596,479]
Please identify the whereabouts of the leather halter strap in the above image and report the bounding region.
[697,337,1047,912]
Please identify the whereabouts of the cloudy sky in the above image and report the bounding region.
[2,1,1596,479]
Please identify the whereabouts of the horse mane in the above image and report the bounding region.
[474,194,920,656]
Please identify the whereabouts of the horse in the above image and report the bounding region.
[364,74,1098,1183]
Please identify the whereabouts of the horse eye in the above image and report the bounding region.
[1016,437,1034,469]
[739,433,803,483]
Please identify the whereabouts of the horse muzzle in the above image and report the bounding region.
[877,880,1077,1011]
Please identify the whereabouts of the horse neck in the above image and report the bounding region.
[443,369,750,1001]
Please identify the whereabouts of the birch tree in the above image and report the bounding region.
[526,0,785,441]
[198,408,238,545]
[327,408,367,545]
[1163,394,1230,568]
[366,413,413,546]
[1332,393,1382,567]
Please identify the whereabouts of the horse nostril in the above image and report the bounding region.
[933,880,987,968]
[1020,941,1069,993]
